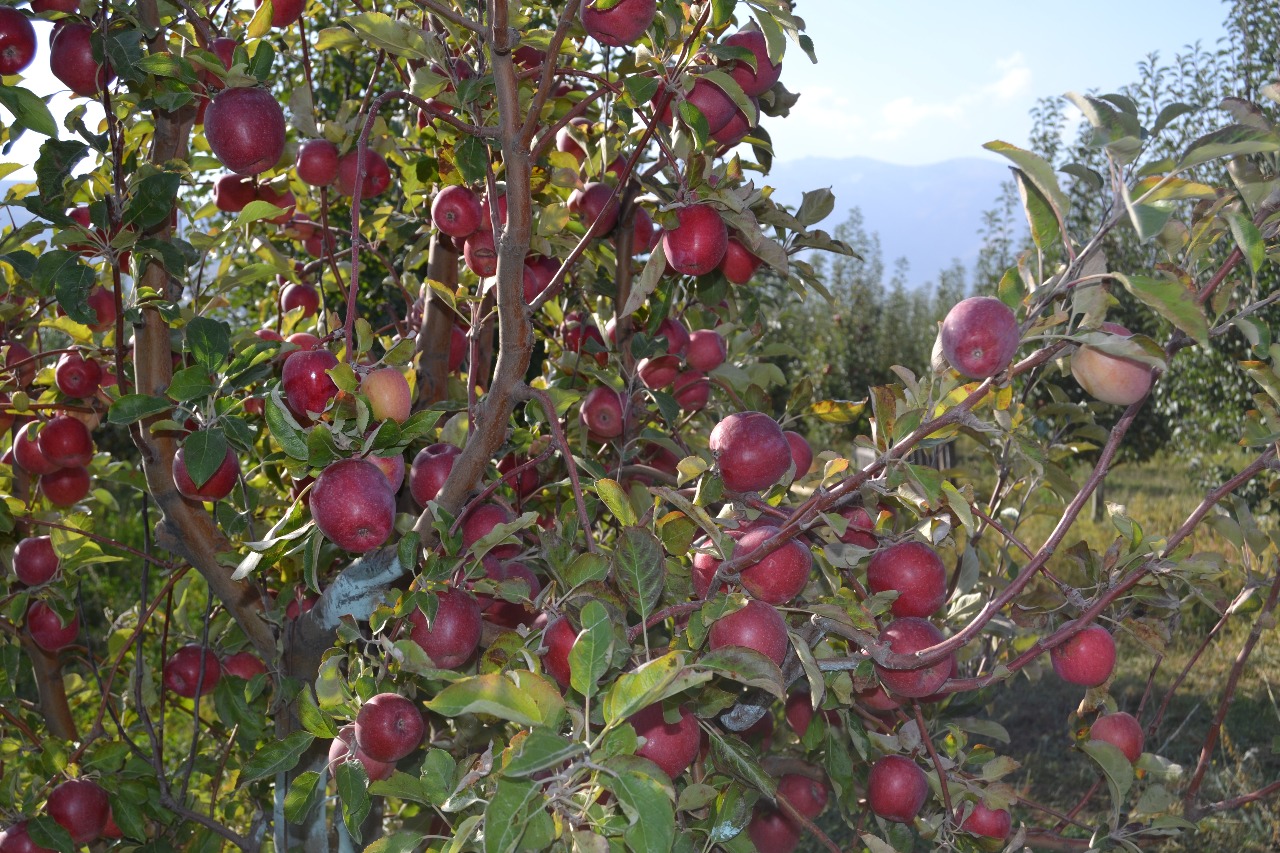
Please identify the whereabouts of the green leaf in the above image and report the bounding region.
[1081,740,1134,817]
[695,647,785,700]
[606,767,676,853]
[569,599,613,698]
[368,770,435,805]
[249,41,274,82]
[595,477,637,526]
[233,199,290,227]
[1177,124,1280,170]
[622,238,665,318]
[425,671,566,728]
[123,172,181,230]
[283,770,322,823]
[603,652,687,725]
[1113,274,1209,346]
[240,731,314,784]
[503,729,584,778]
[187,317,232,372]
[1228,210,1266,275]
[347,11,436,61]
[795,187,835,227]
[0,85,58,138]
[35,139,88,204]
[708,730,777,798]
[108,394,171,425]
[1013,169,1061,251]
[483,778,554,853]
[36,251,95,323]
[612,527,665,620]
[297,690,338,738]
[364,833,428,853]
[336,761,372,844]
[266,390,309,460]
[167,365,215,402]
[181,428,228,489]
[455,135,489,185]
[984,140,1070,219]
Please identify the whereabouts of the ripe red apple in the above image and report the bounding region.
[723,29,782,97]
[37,415,93,467]
[431,185,483,238]
[498,454,540,497]
[281,348,340,423]
[214,174,257,212]
[85,285,116,331]
[26,600,78,651]
[561,312,607,365]
[0,820,54,853]
[164,643,221,698]
[541,615,576,689]
[629,703,699,779]
[204,86,286,175]
[568,182,619,238]
[673,370,710,411]
[867,540,948,618]
[709,411,790,492]
[361,367,411,423]
[409,443,461,507]
[521,254,560,303]
[328,724,396,782]
[940,296,1020,379]
[733,525,812,605]
[366,452,405,492]
[686,329,726,371]
[173,441,239,501]
[1051,621,1116,687]
[867,755,928,823]
[580,0,656,47]
[580,386,624,439]
[874,617,953,698]
[311,458,397,552]
[285,331,321,352]
[14,422,57,475]
[54,351,102,398]
[40,467,91,506]
[462,229,498,277]
[4,339,35,386]
[296,138,339,186]
[708,599,789,666]
[254,0,303,28]
[31,0,80,12]
[685,78,738,134]
[279,282,319,317]
[335,149,391,198]
[221,651,267,680]
[632,206,658,254]
[555,117,590,163]
[354,693,424,763]
[712,100,756,147]
[958,800,1012,839]
[783,430,812,478]
[14,536,59,586]
[284,590,318,620]
[784,691,842,737]
[637,354,680,389]
[408,588,482,669]
[663,205,728,276]
[461,502,520,557]
[50,23,115,97]
[46,778,109,844]
[478,191,508,230]
[208,36,238,74]
[475,558,542,627]
[836,506,877,548]
[655,316,689,356]
[0,8,37,75]
[1090,711,1144,763]
[1071,322,1154,405]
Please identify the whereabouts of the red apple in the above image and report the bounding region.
[311,458,397,552]
[173,441,239,501]
[46,779,109,844]
[561,312,607,365]
[408,587,482,669]
[723,29,782,97]
[214,175,257,212]
[49,23,115,98]
[281,348,340,423]
[296,138,340,186]
[204,86,286,176]
[0,8,37,75]
[328,724,396,782]
[431,185,483,239]
[732,525,812,605]
[1051,621,1116,687]
[449,325,467,372]
[4,339,35,386]
[719,237,761,285]
[708,599,789,666]
[254,0,303,28]
[26,600,78,651]
[208,36,238,75]
[959,800,1012,840]
[663,204,728,276]
[940,296,1020,379]
[874,617,953,698]
[629,703,699,779]
[54,351,102,398]
[867,755,928,823]
[367,452,405,492]
[580,0,656,47]
[498,454,540,497]
[478,191,508,231]
[40,467,91,506]
[37,415,93,467]
[279,282,319,318]
[361,367,411,423]
[684,78,737,134]
[14,536,59,586]
[673,370,710,411]
[221,651,267,680]
[555,118,590,163]
[783,430,812,478]
[686,329,726,372]
[462,229,498,277]
[85,285,116,331]
[567,182,619,238]
[1071,322,1154,406]
[475,558,542,627]
[409,443,461,506]
[711,97,756,147]
[709,411,790,492]
[1090,711,1144,763]
[354,693,424,763]
[164,643,221,698]
[461,502,520,558]
[335,149,391,198]
[836,506,878,548]
[14,422,57,475]
[0,820,55,853]
[580,386,625,439]
[541,615,576,689]
[867,540,948,618]
[637,354,680,389]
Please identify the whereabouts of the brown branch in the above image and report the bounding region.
[1197,779,1280,816]
[523,385,596,552]
[518,0,583,147]
[913,704,952,816]
[414,234,460,410]
[627,601,703,642]
[415,0,485,35]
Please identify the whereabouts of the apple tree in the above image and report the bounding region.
[0,1,1279,852]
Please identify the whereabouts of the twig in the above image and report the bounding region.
[524,385,597,552]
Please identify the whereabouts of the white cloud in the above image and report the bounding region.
[872,52,1032,141]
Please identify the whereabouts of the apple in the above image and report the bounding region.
[717,237,761,286]
[521,254,560,303]
[408,587,482,669]
[940,296,1020,379]
[663,204,728,276]
[580,386,625,439]
[431,185,483,238]
[14,422,57,475]
[296,139,339,186]
[46,779,109,844]
[836,505,878,548]
[631,206,658,254]
[0,821,54,853]
[256,183,295,224]
[25,600,78,651]
[204,86,286,176]
[37,415,93,467]
[285,331,321,353]
[284,590,318,620]
[867,540,948,618]
[279,282,319,318]
[361,367,411,423]
[311,458,397,552]
[685,329,726,372]
[0,8,37,75]
[449,325,467,372]
[498,454,540,497]
[672,370,710,411]
[555,118,590,163]
[85,285,116,331]
[40,467,91,506]
[580,0,656,47]
[463,229,498,277]
[723,29,782,97]
[709,411,790,492]
[541,615,576,689]
[366,452,405,492]
[31,0,79,12]
[867,755,928,823]
[1050,621,1116,686]
[567,182,619,238]
[254,0,303,28]
[655,316,689,356]
[733,525,812,605]
[4,339,35,386]
[409,443,462,506]
[629,703,699,779]
[50,23,115,97]
[281,348,340,423]
[784,691,841,737]
[637,354,680,389]
[54,351,102,398]
[208,36,238,74]
[478,191,508,231]
[164,643,221,698]
[708,599,789,666]
[684,78,738,134]
[1071,322,1154,405]
[221,651,267,680]
[173,441,239,501]
[1090,711,1144,763]
[958,800,1012,840]
[328,724,396,782]
[335,149,391,198]
[460,502,520,558]
[783,430,812,479]
[873,617,954,698]
[354,693,424,763]
[712,98,756,148]
[14,536,59,586]
[475,559,542,627]
[214,175,257,212]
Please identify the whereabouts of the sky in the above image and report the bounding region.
[769,0,1232,164]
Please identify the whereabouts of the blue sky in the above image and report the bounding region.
[770,0,1231,164]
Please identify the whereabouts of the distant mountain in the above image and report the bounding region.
[765,156,1014,285]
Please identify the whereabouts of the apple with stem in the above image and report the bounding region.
[709,411,790,492]
[354,693,424,763]
[867,755,928,823]
[50,23,115,98]
[14,536,60,586]
[866,540,948,618]
[163,643,222,698]
[46,779,109,844]
[1050,621,1116,687]
[204,86,286,175]
[311,458,397,552]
